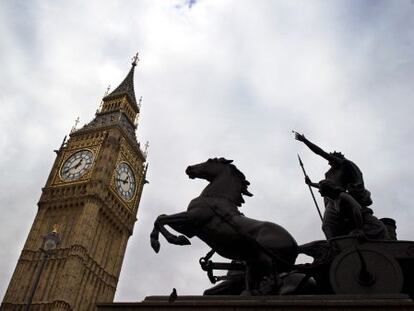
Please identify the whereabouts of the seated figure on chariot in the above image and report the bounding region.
[306,177,389,240]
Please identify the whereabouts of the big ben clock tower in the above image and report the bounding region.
[2,55,148,311]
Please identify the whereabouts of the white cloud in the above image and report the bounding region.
[1,0,414,303]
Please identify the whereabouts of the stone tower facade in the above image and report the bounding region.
[2,57,147,311]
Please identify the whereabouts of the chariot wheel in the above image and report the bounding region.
[329,247,403,294]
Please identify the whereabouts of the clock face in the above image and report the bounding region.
[115,162,136,201]
[60,150,94,181]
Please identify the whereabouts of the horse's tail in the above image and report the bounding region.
[297,240,332,265]
[269,240,333,272]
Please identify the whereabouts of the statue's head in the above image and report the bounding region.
[330,151,345,159]
[186,158,253,206]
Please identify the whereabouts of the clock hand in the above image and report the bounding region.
[63,159,83,175]
[63,163,76,174]
[73,159,83,169]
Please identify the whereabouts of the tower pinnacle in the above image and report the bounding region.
[132,52,139,67]
[74,55,145,158]
[103,53,140,111]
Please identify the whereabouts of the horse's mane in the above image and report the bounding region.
[209,158,253,206]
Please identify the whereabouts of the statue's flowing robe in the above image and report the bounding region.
[323,158,387,239]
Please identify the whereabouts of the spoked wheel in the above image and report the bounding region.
[329,247,403,294]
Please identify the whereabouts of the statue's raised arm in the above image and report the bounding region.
[293,132,342,166]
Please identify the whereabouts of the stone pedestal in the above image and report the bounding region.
[97,295,414,311]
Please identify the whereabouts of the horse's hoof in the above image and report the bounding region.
[240,290,252,296]
[151,239,160,253]
[177,235,191,245]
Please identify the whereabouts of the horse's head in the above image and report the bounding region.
[186,157,253,206]
[186,157,232,181]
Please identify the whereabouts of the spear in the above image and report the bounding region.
[297,154,323,222]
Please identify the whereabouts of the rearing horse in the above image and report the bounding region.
[150,158,298,294]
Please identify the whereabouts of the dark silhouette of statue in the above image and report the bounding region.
[294,132,372,207]
[294,132,376,238]
[380,217,397,240]
[150,155,414,296]
[150,158,298,295]
[305,177,389,240]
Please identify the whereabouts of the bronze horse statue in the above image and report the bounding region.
[150,158,298,294]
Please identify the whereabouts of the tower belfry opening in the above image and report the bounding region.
[2,56,148,311]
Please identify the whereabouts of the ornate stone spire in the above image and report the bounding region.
[75,54,144,156]
[103,53,140,112]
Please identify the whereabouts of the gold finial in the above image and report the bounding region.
[104,85,111,96]
[71,117,80,133]
[138,96,143,109]
[132,52,140,66]
[52,224,59,234]
[144,141,150,157]
[98,85,111,113]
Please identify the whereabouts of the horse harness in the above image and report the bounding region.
[199,195,329,273]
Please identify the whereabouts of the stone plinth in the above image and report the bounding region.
[97,295,414,311]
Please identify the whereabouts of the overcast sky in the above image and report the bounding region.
[1,0,414,303]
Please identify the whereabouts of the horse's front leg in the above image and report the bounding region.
[150,212,192,253]
[150,215,163,253]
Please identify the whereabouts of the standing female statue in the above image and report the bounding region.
[293,132,391,240]
[294,132,372,207]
